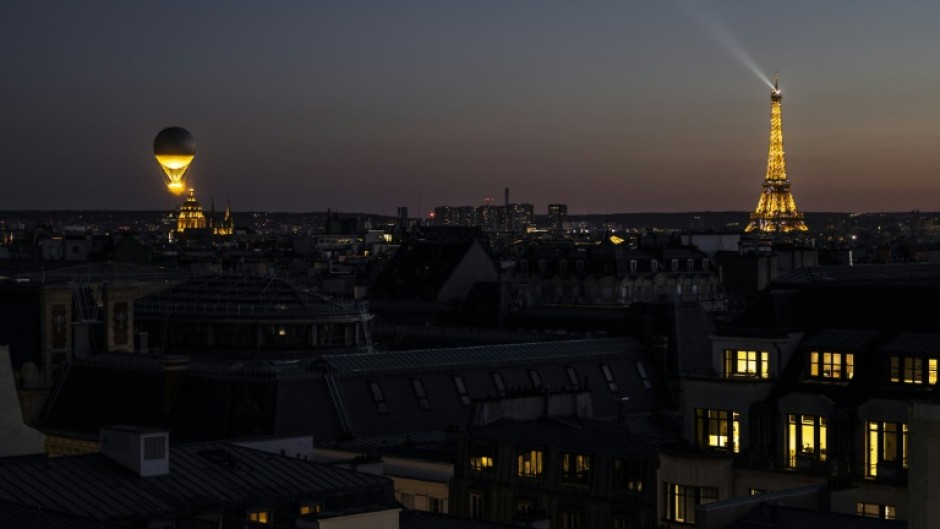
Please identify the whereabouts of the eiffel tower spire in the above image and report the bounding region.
[744,76,808,234]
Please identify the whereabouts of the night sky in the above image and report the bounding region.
[3,1,940,216]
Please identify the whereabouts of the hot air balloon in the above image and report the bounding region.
[154,127,195,195]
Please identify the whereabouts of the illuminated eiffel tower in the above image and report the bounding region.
[744,76,808,234]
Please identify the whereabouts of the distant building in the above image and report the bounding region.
[548,204,568,231]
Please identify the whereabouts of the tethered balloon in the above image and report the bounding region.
[154,127,195,195]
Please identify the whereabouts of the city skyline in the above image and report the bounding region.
[3,1,940,215]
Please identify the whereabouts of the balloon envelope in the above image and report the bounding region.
[154,127,195,195]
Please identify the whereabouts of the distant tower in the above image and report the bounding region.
[744,76,808,234]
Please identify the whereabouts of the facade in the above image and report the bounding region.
[452,416,677,529]
[744,78,808,234]
[658,264,940,528]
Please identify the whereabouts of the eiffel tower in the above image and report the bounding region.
[744,76,808,234]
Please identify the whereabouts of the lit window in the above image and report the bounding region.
[857,502,896,520]
[298,503,321,516]
[247,509,271,524]
[453,375,471,405]
[664,483,717,524]
[600,364,618,392]
[411,379,431,410]
[695,408,740,453]
[787,414,827,467]
[368,381,388,414]
[469,442,495,472]
[749,488,767,496]
[723,349,770,379]
[566,366,581,389]
[612,458,644,492]
[517,449,544,479]
[866,421,908,477]
[809,351,854,380]
[561,453,591,485]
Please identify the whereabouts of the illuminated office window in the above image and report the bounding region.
[517,448,544,479]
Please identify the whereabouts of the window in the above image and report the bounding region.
[635,361,652,389]
[694,409,740,453]
[469,442,495,472]
[723,349,770,379]
[514,497,537,518]
[612,458,644,492]
[429,497,444,513]
[650,260,658,272]
[561,509,583,529]
[890,355,938,385]
[866,421,908,477]
[613,517,632,529]
[453,375,471,405]
[809,351,854,380]
[566,366,581,389]
[298,503,321,516]
[491,372,506,396]
[702,259,709,271]
[538,260,547,272]
[664,483,717,524]
[787,414,827,467]
[143,436,166,460]
[630,260,638,273]
[749,488,768,496]
[469,492,485,519]
[561,453,591,485]
[247,509,272,524]
[857,502,896,520]
[411,379,430,410]
[671,259,679,271]
[529,369,542,389]
[599,364,619,392]
[687,258,695,271]
[517,448,544,479]
[559,260,567,272]
[368,381,389,414]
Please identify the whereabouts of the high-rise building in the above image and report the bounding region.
[548,203,568,231]
[744,77,808,234]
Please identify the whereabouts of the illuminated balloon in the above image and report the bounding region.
[154,127,195,195]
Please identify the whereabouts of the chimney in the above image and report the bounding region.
[100,426,170,477]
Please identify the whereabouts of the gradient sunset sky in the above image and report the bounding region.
[3,1,940,215]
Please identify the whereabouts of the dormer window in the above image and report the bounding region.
[559,260,568,272]
[702,259,709,271]
[671,259,679,271]
[650,260,658,272]
[687,258,695,271]
[630,260,638,273]
[809,351,854,380]
[576,260,585,273]
[889,355,938,385]
[723,349,770,379]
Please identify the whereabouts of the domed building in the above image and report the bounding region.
[176,188,207,232]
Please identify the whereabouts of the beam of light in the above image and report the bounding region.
[672,0,775,90]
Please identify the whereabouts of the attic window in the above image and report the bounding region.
[599,364,619,392]
[671,259,679,271]
[559,260,568,272]
[687,258,695,271]
[650,260,659,272]
[453,375,471,405]
[576,260,585,273]
[566,366,581,390]
[491,372,506,396]
[630,260,638,273]
[411,379,431,410]
[529,369,542,389]
[368,382,389,414]
[635,361,652,389]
